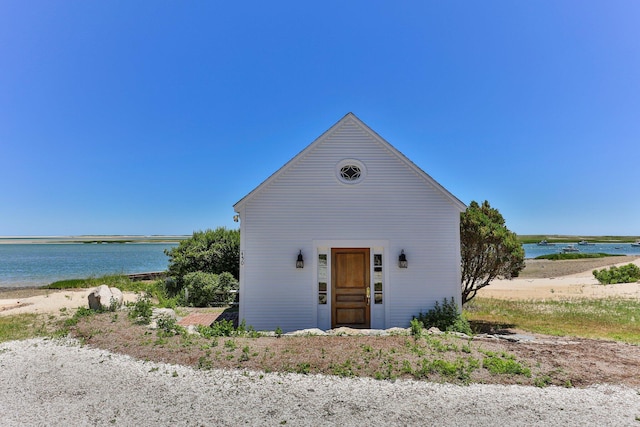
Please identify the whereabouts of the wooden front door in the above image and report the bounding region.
[331,248,370,329]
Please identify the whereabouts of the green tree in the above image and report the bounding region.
[460,200,525,305]
[183,271,238,307]
[165,227,240,294]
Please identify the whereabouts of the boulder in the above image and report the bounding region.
[385,327,410,336]
[87,285,124,311]
[152,308,176,320]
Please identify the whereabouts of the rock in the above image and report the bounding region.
[449,331,471,339]
[185,325,200,335]
[152,308,176,320]
[496,333,535,343]
[87,285,123,311]
[385,327,410,336]
[286,328,327,336]
[326,327,388,336]
[327,327,359,336]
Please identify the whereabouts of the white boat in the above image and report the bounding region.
[537,240,555,246]
[577,240,594,245]
[631,241,640,247]
[562,244,580,253]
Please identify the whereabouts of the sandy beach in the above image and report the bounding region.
[478,256,640,301]
[0,288,138,317]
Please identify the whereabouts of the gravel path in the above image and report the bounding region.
[1,338,639,426]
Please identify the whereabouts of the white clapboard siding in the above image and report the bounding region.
[234,113,465,332]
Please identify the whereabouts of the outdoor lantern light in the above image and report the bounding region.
[398,250,408,268]
[296,250,304,268]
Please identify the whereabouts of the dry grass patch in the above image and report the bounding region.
[465,297,640,344]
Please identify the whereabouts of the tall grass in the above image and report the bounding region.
[45,274,131,290]
[465,297,640,344]
[45,275,155,293]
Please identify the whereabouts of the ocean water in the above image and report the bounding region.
[523,242,640,259]
[0,243,177,288]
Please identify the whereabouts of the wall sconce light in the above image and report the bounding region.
[296,250,304,268]
[398,250,408,268]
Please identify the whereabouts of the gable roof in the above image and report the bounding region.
[234,112,466,212]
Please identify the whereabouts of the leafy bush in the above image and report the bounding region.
[482,353,531,377]
[415,297,473,336]
[410,318,423,337]
[183,271,238,307]
[164,228,240,295]
[196,319,260,338]
[593,263,640,284]
[127,295,153,324]
[156,314,184,336]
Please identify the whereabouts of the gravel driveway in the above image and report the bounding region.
[1,338,639,426]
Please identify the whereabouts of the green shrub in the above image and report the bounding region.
[195,319,261,338]
[415,297,473,336]
[128,295,153,325]
[197,320,236,337]
[156,314,184,336]
[483,354,531,377]
[593,263,640,284]
[165,227,240,283]
[410,318,423,337]
[183,271,238,307]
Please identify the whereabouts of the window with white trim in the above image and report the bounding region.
[336,159,366,184]
[318,253,327,304]
[374,253,383,304]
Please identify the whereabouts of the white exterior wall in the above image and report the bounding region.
[235,115,464,332]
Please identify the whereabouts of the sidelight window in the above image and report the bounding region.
[374,253,383,304]
[318,253,327,304]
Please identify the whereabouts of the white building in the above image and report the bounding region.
[233,113,466,332]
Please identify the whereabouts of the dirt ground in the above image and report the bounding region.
[70,311,640,388]
[2,256,640,387]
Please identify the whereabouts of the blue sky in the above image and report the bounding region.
[1,1,639,236]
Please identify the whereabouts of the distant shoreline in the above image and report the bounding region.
[518,235,640,244]
[0,235,188,244]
